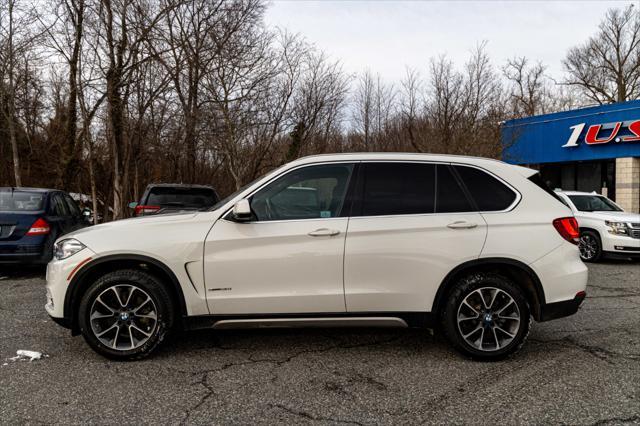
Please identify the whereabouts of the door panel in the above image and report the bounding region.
[203,162,356,315]
[204,218,348,314]
[344,213,487,312]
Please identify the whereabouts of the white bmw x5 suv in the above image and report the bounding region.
[46,153,588,360]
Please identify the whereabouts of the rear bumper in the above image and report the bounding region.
[0,250,45,264]
[538,291,586,322]
[0,238,46,264]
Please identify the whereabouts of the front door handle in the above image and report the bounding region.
[447,220,478,229]
[308,228,340,237]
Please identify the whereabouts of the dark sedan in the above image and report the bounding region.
[0,188,89,265]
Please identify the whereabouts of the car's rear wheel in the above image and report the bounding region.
[441,273,531,360]
[78,269,174,360]
[578,230,602,262]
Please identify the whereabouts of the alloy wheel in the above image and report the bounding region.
[456,287,521,352]
[89,285,158,351]
[578,234,597,261]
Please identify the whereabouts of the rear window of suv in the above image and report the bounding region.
[146,187,218,208]
[0,191,45,211]
[453,165,517,211]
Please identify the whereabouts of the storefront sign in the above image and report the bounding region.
[563,120,640,147]
[502,100,640,165]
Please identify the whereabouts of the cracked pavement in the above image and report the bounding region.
[1,261,639,425]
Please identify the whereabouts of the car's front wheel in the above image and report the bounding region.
[78,269,174,360]
[441,273,531,360]
[578,230,602,262]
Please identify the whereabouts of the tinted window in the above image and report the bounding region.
[51,194,70,216]
[454,166,517,211]
[0,191,44,211]
[361,163,435,216]
[251,164,354,221]
[568,195,622,212]
[146,187,218,209]
[528,173,567,207]
[436,165,473,213]
[64,194,81,216]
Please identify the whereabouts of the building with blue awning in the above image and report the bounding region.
[502,100,640,213]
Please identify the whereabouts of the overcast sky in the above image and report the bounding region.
[265,0,634,83]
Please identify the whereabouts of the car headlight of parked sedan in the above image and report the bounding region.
[605,221,630,236]
[53,239,86,260]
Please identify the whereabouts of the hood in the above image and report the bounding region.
[576,210,640,224]
[59,211,200,243]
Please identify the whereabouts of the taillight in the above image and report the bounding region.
[553,217,580,244]
[26,218,51,236]
[134,205,161,216]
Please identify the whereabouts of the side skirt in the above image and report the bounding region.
[183,312,434,331]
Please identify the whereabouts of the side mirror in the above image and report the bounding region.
[232,199,252,222]
[81,208,93,224]
[128,202,138,209]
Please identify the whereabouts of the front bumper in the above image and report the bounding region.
[539,291,586,322]
[45,248,96,325]
[601,232,640,254]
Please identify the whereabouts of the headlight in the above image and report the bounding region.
[53,239,86,260]
[605,221,629,236]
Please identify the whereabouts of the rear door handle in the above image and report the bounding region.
[447,220,478,229]
[308,228,340,237]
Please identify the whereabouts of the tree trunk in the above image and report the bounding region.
[8,115,22,187]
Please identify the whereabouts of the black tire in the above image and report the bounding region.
[441,272,531,361]
[578,230,602,262]
[78,269,175,360]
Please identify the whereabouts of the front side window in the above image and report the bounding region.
[454,165,517,211]
[360,162,435,216]
[568,195,622,212]
[250,164,354,221]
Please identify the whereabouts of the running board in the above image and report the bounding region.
[211,316,409,330]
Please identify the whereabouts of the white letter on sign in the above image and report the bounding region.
[562,123,585,148]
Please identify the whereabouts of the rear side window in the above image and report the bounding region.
[146,187,218,208]
[454,165,517,211]
[361,163,435,216]
[436,165,473,213]
[0,191,44,211]
[527,173,569,207]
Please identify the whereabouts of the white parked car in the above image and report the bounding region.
[46,153,588,361]
[555,191,640,262]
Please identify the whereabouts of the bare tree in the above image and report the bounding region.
[428,55,465,153]
[0,0,42,186]
[503,57,547,117]
[39,0,87,187]
[92,0,175,218]
[564,5,640,104]
[351,71,396,149]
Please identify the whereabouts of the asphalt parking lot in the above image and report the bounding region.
[1,261,639,425]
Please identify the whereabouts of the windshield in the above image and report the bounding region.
[568,195,622,212]
[209,166,286,211]
[0,191,45,212]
